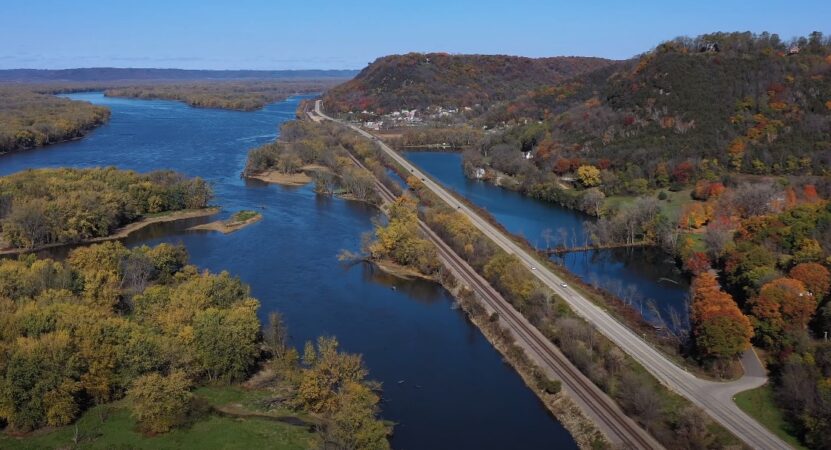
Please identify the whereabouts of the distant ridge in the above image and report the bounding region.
[0,68,359,82]
[323,53,615,112]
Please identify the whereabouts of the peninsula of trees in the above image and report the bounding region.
[0,241,389,449]
[104,79,346,111]
[0,167,212,250]
[0,87,110,153]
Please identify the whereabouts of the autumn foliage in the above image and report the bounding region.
[789,263,831,300]
[690,273,752,360]
[684,252,711,275]
[748,277,815,346]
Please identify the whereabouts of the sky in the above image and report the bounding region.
[2,0,829,70]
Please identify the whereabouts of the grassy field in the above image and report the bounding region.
[604,188,693,222]
[0,386,318,450]
[734,384,808,450]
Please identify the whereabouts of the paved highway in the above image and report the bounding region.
[332,125,661,448]
[314,100,790,449]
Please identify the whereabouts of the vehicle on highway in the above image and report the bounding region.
[560,283,568,287]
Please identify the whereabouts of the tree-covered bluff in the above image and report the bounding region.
[323,53,614,113]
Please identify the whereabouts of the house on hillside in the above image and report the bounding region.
[699,42,720,53]
[788,45,801,55]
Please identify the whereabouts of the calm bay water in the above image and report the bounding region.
[403,151,691,329]
[0,93,576,450]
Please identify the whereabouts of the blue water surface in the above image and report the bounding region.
[0,93,576,450]
[404,151,690,328]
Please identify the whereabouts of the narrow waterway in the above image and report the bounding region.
[0,93,577,450]
[403,151,691,329]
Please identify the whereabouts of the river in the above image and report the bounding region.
[403,151,691,330]
[0,93,576,450]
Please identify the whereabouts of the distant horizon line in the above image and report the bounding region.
[0,67,363,72]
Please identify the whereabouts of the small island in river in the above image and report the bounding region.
[188,210,263,234]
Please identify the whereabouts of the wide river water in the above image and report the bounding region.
[0,93,577,449]
[403,152,691,329]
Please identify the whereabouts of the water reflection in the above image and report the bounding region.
[403,151,691,330]
[0,93,576,450]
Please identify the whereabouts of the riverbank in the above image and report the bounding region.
[246,164,332,186]
[0,86,112,154]
[444,279,608,449]
[372,259,437,281]
[2,91,579,450]
[0,207,220,256]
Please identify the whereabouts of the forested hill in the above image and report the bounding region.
[487,31,831,175]
[322,53,615,113]
[0,68,359,82]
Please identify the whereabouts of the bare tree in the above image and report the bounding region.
[703,220,733,258]
[541,227,553,250]
[731,182,782,218]
[580,188,605,216]
[120,253,156,296]
[264,312,289,357]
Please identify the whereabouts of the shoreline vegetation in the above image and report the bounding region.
[103,79,345,112]
[0,167,214,252]
[0,86,110,153]
[299,112,745,448]
[245,116,609,447]
[322,33,831,448]
[0,78,351,154]
[0,241,390,449]
[188,210,262,234]
[0,207,220,256]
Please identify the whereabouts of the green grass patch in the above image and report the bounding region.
[603,188,693,223]
[229,210,260,223]
[1,387,318,450]
[734,384,807,450]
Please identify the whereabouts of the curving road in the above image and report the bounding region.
[314,100,789,449]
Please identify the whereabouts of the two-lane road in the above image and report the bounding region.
[314,100,789,449]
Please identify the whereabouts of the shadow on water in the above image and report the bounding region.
[0,93,577,450]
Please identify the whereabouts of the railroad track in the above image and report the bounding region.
[314,100,788,450]
[339,138,662,449]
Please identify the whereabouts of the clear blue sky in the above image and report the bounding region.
[2,0,829,70]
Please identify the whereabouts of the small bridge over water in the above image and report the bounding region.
[542,241,651,255]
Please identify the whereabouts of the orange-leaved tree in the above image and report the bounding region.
[690,273,752,360]
[748,277,816,347]
[790,263,831,301]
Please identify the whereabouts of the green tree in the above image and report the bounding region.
[192,302,261,382]
[325,381,390,450]
[128,371,193,434]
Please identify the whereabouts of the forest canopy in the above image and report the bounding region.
[323,53,613,113]
[104,79,346,111]
[0,87,110,153]
[0,167,211,249]
[0,241,260,432]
